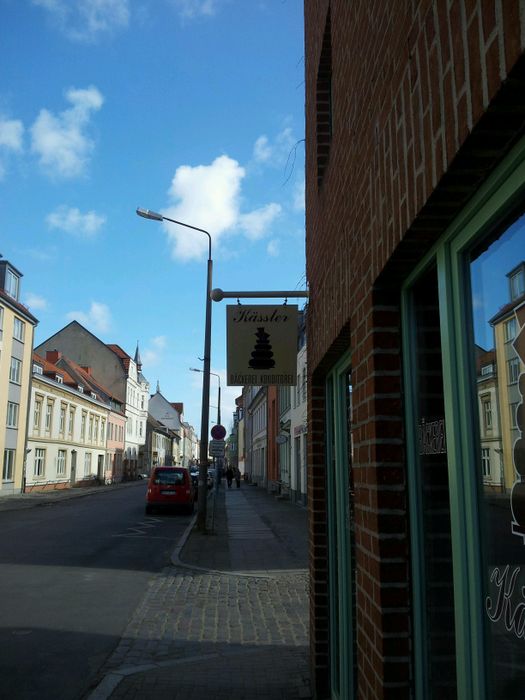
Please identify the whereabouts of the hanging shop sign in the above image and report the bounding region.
[227,304,298,386]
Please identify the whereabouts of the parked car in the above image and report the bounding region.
[137,472,149,480]
[145,466,194,515]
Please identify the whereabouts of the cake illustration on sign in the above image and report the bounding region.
[249,327,275,369]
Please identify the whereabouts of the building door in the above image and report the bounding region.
[326,353,356,698]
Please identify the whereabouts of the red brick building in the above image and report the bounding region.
[305,2,525,698]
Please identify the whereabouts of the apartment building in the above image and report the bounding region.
[0,259,38,494]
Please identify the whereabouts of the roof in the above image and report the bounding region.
[106,343,132,372]
[0,288,38,325]
[489,291,525,325]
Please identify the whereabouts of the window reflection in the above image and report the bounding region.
[470,214,525,698]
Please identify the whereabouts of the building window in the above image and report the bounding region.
[81,412,87,440]
[507,357,520,385]
[59,405,66,435]
[481,448,491,478]
[480,363,494,376]
[84,452,92,475]
[101,419,106,443]
[302,367,307,402]
[13,318,24,342]
[2,449,15,481]
[6,401,19,428]
[68,408,75,436]
[34,448,45,477]
[509,265,525,300]
[510,402,519,429]
[33,399,42,432]
[45,402,53,433]
[481,398,492,430]
[88,416,93,442]
[5,268,19,300]
[33,363,43,375]
[9,357,21,384]
[57,449,66,476]
[93,417,99,443]
[504,317,517,342]
[316,8,332,187]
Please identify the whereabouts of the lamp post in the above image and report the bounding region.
[190,368,221,425]
[137,207,212,532]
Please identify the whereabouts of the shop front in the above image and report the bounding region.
[402,136,525,699]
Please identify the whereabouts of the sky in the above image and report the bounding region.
[0,0,306,436]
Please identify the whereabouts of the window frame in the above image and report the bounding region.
[9,357,22,384]
[6,401,19,428]
[2,448,15,481]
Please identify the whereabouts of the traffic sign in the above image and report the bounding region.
[211,424,226,440]
[209,439,225,457]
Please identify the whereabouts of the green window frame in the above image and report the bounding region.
[325,351,355,699]
[402,134,525,699]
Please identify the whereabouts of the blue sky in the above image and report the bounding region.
[0,0,306,434]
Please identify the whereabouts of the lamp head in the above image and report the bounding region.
[189,367,201,373]
[136,207,164,222]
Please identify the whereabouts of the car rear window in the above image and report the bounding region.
[153,469,185,485]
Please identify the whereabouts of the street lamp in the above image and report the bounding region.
[190,367,221,425]
[137,207,212,532]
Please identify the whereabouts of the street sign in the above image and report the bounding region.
[209,439,225,457]
[226,304,298,386]
[211,424,226,440]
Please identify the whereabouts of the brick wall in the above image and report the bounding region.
[305,1,525,698]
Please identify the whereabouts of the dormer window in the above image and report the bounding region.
[56,375,63,384]
[33,363,43,375]
[78,385,84,393]
[508,262,525,301]
[90,392,97,399]
[480,364,494,376]
[5,268,20,300]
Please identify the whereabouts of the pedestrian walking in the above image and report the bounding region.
[226,465,233,489]
[235,467,241,488]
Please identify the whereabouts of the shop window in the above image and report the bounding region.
[470,210,525,698]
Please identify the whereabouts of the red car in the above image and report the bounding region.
[145,466,195,515]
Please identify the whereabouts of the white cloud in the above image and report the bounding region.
[33,0,130,42]
[162,155,281,260]
[0,117,24,151]
[170,0,218,20]
[253,135,272,163]
[142,336,167,366]
[252,126,296,167]
[0,116,24,179]
[239,203,281,240]
[30,85,104,178]
[46,205,106,237]
[66,301,111,333]
[266,239,280,257]
[24,293,48,311]
[293,180,305,211]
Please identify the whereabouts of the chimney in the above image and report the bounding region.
[46,350,62,364]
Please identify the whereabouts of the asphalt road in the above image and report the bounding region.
[0,483,192,700]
